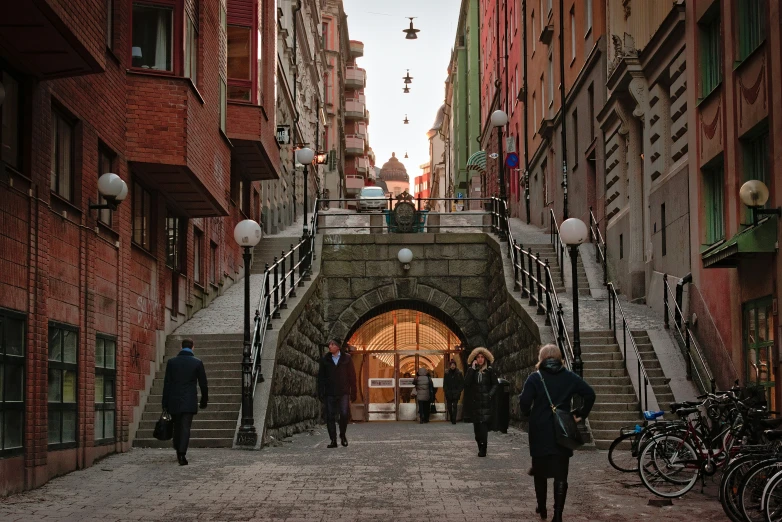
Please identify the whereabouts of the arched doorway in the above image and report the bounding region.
[346,306,466,421]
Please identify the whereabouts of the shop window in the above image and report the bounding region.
[48,323,78,448]
[51,109,76,202]
[703,164,725,245]
[132,181,153,251]
[0,311,25,457]
[744,297,775,409]
[131,2,174,72]
[737,0,766,61]
[94,336,116,443]
[699,8,722,98]
[0,69,21,171]
[97,146,115,226]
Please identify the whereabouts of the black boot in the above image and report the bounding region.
[478,443,487,457]
[177,453,188,466]
[327,439,338,448]
[552,481,568,522]
[340,434,348,447]
[534,474,548,519]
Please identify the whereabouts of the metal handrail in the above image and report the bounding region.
[662,276,722,394]
[548,208,566,283]
[248,202,318,397]
[491,198,575,370]
[607,282,652,415]
[588,207,608,285]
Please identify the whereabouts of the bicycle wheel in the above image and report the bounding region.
[763,469,782,522]
[740,459,782,522]
[638,433,700,498]
[721,454,768,522]
[608,431,640,472]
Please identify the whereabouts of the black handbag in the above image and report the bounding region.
[430,402,437,414]
[537,371,583,450]
[153,411,174,441]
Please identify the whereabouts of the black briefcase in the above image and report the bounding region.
[153,411,173,441]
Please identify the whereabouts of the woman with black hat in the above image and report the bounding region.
[519,344,595,521]
[464,347,498,457]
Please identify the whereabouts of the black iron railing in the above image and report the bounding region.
[490,198,575,370]
[248,204,317,397]
[662,275,721,394]
[607,282,652,415]
[588,207,608,286]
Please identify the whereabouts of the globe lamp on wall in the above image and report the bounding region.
[397,248,414,270]
[89,173,128,215]
[740,180,780,225]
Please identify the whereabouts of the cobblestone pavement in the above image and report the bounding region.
[0,423,727,521]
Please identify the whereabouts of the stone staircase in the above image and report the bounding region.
[524,244,566,293]
[633,330,676,415]
[251,237,308,274]
[579,330,643,450]
[133,334,243,448]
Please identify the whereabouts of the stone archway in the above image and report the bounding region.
[327,281,486,349]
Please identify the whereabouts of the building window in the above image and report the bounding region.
[661,203,667,257]
[322,22,328,48]
[165,213,183,271]
[531,12,536,52]
[184,14,198,82]
[704,164,725,245]
[547,52,554,108]
[132,181,152,250]
[532,93,537,134]
[51,109,75,202]
[738,0,766,61]
[97,146,115,227]
[743,131,769,221]
[570,7,576,61]
[106,0,114,49]
[699,9,722,98]
[588,83,595,141]
[48,323,78,448]
[228,26,252,100]
[572,109,578,165]
[220,79,227,132]
[0,69,22,171]
[94,336,116,443]
[619,234,623,259]
[194,228,203,285]
[540,76,545,115]
[586,0,593,34]
[547,0,552,17]
[131,2,174,72]
[210,241,218,285]
[0,310,25,457]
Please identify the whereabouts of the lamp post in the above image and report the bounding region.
[740,180,781,225]
[490,110,508,201]
[560,217,588,377]
[296,147,315,236]
[233,219,263,446]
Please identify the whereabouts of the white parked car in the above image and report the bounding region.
[356,186,387,212]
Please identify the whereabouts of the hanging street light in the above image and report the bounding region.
[403,69,413,84]
[233,218,263,446]
[403,115,409,125]
[404,151,409,159]
[403,17,420,40]
[403,85,410,93]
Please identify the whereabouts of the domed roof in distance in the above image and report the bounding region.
[379,152,410,182]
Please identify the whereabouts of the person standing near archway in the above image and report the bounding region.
[464,347,498,457]
[443,360,464,424]
[318,340,357,448]
[413,368,433,423]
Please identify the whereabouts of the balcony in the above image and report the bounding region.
[349,40,364,57]
[0,1,103,79]
[227,103,281,181]
[345,174,365,195]
[345,135,365,156]
[355,157,370,174]
[345,66,366,89]
[345,99,367,120]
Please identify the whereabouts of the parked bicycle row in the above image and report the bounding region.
[606,383,782,521]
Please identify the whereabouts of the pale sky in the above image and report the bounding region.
[342,0,461,186]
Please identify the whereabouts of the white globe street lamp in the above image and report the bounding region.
[740,179,780,225]
[90,173,128,215]
[490,110,508,128]
[234,219,262,248]
[490,110,509,213]
[296,147,316,236]
[560,217,588,377]
[397,248,413,270]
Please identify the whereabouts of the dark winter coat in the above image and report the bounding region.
[318,351,357,400]
[413,368,432,402]
[443,368,464,401]
[464,365,498,423]
[518,358,596,458]
[162,350,209,415]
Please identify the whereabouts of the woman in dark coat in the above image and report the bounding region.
[519,344,596,521]
[412,367,432,423]
[464,347,498,457]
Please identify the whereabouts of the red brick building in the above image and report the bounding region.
[0,0,279,495]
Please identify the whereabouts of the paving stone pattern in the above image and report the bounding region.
[0,422,727,521]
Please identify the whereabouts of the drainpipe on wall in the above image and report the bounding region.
[522,0,530,224]
[558,0,569,220]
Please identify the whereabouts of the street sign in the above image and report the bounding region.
[276,125,291,145]
[505,152,519,168]
[457,192,464,198]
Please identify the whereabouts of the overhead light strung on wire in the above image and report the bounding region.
[403,115,409,125]
[403,69,413,84]
[403,85,410,93]
[403,17,420,40]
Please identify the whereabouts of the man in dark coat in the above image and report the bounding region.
[162,338,209,466]
[317,339,357,448]
[443,360,464,424]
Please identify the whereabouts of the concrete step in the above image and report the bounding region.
[138,419,237,432]
[581,352,623,361]
[146,392,242,403]
[590,428,630,441]
[577,331,615,338]
[143,402,240,414]
[583,368,629,378]
[151,375,241,386]
[150,384,240,395]
[135,427,236,440]
[579,343,621,352]
[133,437,234,449]
[581,359,627,370]
[591,402,640,412]
[141,410,239,422]
[589,410,641,422]
[590,384,637,395]
[165,353,242,364]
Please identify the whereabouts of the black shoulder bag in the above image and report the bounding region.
[537,371,583,450]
